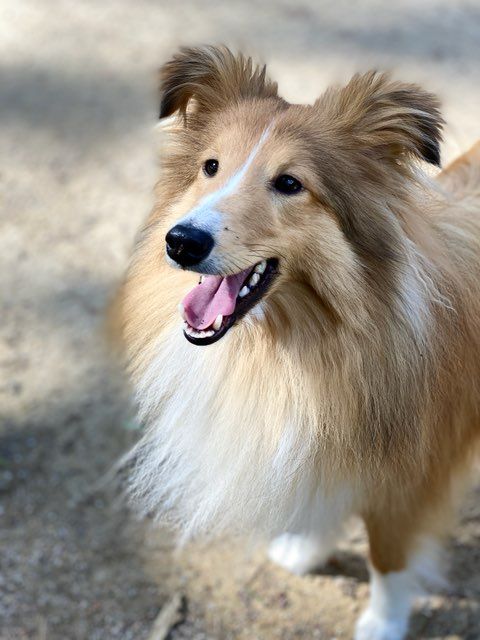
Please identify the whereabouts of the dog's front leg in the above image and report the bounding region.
[268,486,353,575]
[268,530,338,575]
[355,566,413,640]
[355,504,444,640]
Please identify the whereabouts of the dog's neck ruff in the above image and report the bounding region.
[126,322,340,540]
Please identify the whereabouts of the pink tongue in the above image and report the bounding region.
[182,268,252,330]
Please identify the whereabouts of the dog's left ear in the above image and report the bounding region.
[318,71,444,167]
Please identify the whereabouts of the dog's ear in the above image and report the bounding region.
[319,71,444,167]
[158,45,278,122]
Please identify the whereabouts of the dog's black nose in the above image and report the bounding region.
[165,224,214,267]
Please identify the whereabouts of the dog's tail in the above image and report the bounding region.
[438,140,480,197]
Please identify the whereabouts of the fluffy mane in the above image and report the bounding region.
[123,223,455,540]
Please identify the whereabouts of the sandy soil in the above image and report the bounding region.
[1,1,480,638]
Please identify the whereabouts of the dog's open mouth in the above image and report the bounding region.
[179,258,279,345]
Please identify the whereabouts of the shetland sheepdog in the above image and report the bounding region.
[120,46,480,639]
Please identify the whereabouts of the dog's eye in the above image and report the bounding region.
[203,159,219,177]
[273,174,303,195]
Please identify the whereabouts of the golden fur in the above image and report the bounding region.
[120,46,480,631]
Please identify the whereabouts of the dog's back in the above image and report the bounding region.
[439,141,480,197]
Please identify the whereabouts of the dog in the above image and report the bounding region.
[120,46,480,639]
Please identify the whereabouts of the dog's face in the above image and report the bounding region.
[153,46,442,346]
[164,102,347,344]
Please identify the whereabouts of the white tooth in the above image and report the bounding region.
[204,330,214,337]
[239,286,250,298]
[249,273,260,287]
[254,260,267,274]
[213,314,223,331]
[178,303,186,320]
[199,275,205,284]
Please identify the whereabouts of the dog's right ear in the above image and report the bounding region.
[159,45,278,122]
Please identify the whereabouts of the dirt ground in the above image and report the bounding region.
[1,1,480,638]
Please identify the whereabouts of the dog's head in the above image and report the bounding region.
[155,46,443,345]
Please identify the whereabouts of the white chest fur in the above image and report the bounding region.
[127,326,356,540]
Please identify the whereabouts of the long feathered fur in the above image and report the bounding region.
[121,48,480,561]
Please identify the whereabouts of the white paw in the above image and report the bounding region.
[355,607,408,640]
[268,533,330,576]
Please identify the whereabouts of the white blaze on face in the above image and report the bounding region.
[177,125,272,235]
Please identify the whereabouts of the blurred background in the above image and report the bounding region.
[1,1,480,638]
